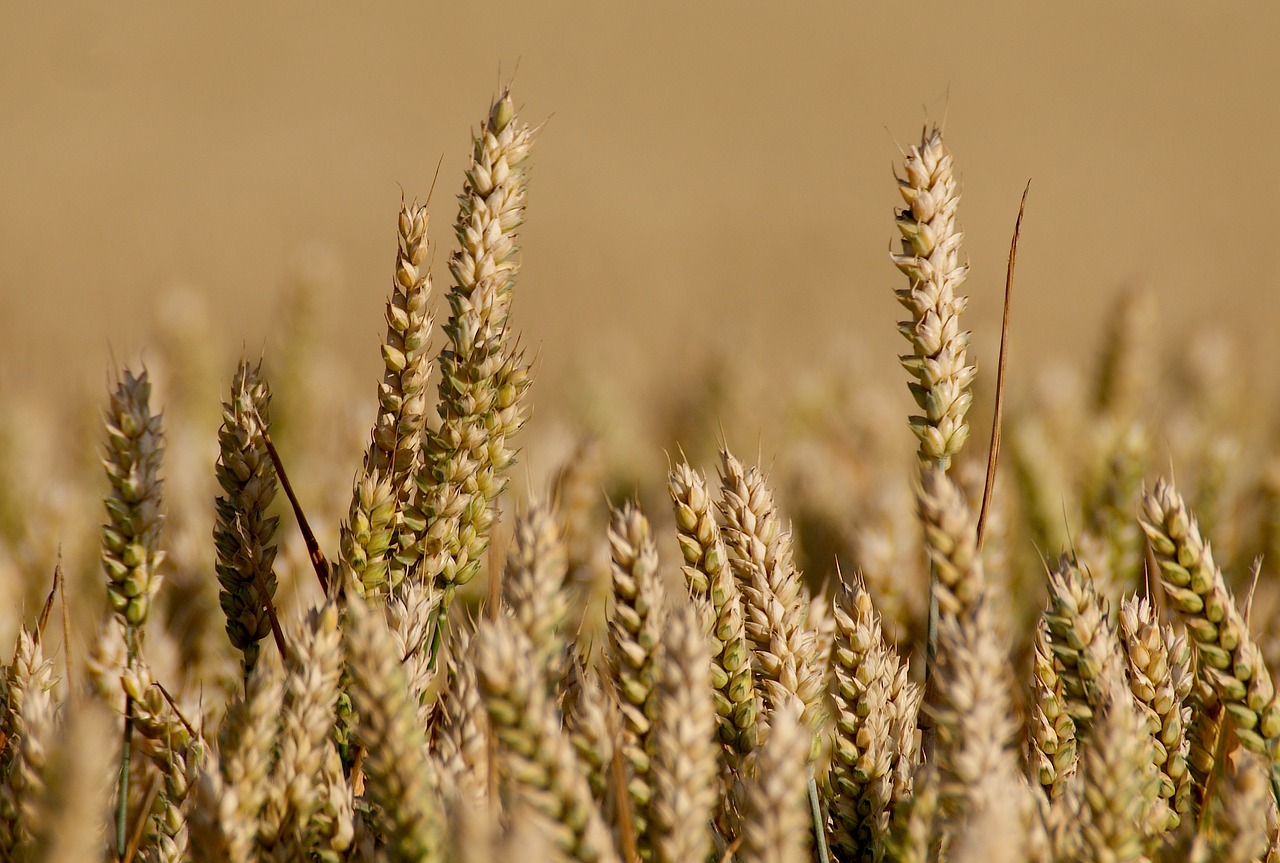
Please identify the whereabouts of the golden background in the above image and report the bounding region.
[3,2,1277,416]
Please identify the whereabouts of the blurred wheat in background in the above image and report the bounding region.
[1,73,1279,862]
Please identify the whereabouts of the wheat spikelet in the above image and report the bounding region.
[738,702,810,863]
[890,125,974,470]
[343,594,442,862]
[1042,554,1127,738]
[826,578,915,861]
[1117,594,1192,827]
[606,500,665,853]
[416,89,535,620]
[474,616,621,863]
[102,367,166,629]
[1139,479,1280,762]
[718,450,823,739]
[651,602,718,863]
[213,358,279,680]
[502,501,571,687]
[669,459,758,756]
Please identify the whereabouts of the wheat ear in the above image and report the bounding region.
[1029,618,1079,798]
[1118,594,1192,827]
[475,616,621,863]
[891,126,974,471]
[216,654,285,863]
[606,501,666,855]
[928,597,1020,817]
[1078,678,1162,863]
[1189,752,1272,863]
[1139,479,1280,771]
[28,702,114,863]
[669,459,758,756]
[718,450,823,739]
[102,367,166,629]
[415,89,535,628]
[350,199,435,596]
[213,359,279,680]
[258,602,344,858]
[651,602,718,863]
[0,627,57,858]
[1042,554,1127,739]
[502,501,572,687]
[343,594,442,862]
[739,702,811,863]
[826,578,915,861]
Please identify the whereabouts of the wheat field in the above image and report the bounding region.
[1,82,1278,863]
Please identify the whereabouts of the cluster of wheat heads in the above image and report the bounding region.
[1,89,1278,863]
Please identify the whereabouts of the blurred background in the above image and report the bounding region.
[5,0,1280,671]
[4,2,1278,412]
